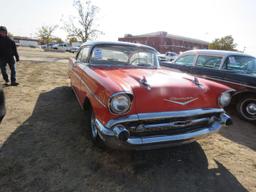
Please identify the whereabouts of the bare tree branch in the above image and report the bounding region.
[63,0,102,42]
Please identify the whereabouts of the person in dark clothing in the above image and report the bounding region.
[0,26,19,86]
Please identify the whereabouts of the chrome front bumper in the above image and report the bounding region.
[94,108,231,150]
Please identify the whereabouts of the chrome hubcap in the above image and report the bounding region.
[91,113,98,138]
[246,103,256,115]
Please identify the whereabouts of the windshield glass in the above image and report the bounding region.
[89,45,159,68]
[224,55,256,76]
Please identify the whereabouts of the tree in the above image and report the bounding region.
[63,0,102,42]
[68,37,78,44]
[37,25,58,45]
[51,37,63,43]
[208,35,237,51]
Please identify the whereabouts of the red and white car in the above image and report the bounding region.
[68,41,233,150]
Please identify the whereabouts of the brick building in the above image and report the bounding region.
[118,31,208,54]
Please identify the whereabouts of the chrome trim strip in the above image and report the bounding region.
[71,85,83,108]
[72,71,107,107]
[204,76,256,89]
[105,108,224,128]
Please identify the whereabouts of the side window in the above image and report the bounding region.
[76,47,90,63]
[196,55,222,69]
[223,55,256,73]
[175,55,195,66]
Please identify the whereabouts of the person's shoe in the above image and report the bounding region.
[11,82,19,86]
[3,81,9,86]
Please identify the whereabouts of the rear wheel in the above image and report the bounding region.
[236,95,256,123]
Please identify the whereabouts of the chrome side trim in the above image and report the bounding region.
[204,76,256,89]
[105,108,224,128]
[71,84,83,108]
[72,70,106,107]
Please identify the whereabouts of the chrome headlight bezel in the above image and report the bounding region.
[218,90,232,107]
[108,92,133,115]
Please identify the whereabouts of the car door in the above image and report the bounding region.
[76,46,91,103]
[219,55,256,87]
[192,54,224,79]
[71,46,90,103]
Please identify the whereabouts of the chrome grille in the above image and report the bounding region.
[125,113,220,137]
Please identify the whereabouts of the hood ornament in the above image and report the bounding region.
[139,76,151,90]
[184,76,204,89]
[193,77,200,86]
[164,97,198,105]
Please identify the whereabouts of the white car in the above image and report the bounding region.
[157,52,168,61]
[165,52,178,61]
[52,43,70,51]
[68,46,80,53]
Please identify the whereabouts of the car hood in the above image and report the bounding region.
[92,67,225,113]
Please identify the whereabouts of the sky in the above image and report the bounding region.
[1,0,256,56]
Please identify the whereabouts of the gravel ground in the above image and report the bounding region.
[0,47,255,192]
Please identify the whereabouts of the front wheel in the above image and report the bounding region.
[85,108,105,147]
[236,95,256,123]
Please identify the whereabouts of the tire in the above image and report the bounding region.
[236,95,256,123]
[85,107,105,147]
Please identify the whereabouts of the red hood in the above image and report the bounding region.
[92,67,229,113]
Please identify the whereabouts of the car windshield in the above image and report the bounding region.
[224,55,256,76]
[89,45,159,68]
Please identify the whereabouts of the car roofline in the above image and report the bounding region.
[181,49,255,58]
[81,41,157,51]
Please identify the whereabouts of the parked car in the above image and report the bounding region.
[67,46,80,53]
[41,43,57,49]
[52,43,70,51]
[68,41,232,150]
[165,51,178,61]
[157,52,168,62]
[161,50,256,122]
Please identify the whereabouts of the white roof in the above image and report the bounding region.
[183,49,254,57]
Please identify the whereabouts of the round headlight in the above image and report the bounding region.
[219,91,232,107]
[109,94,131,114]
